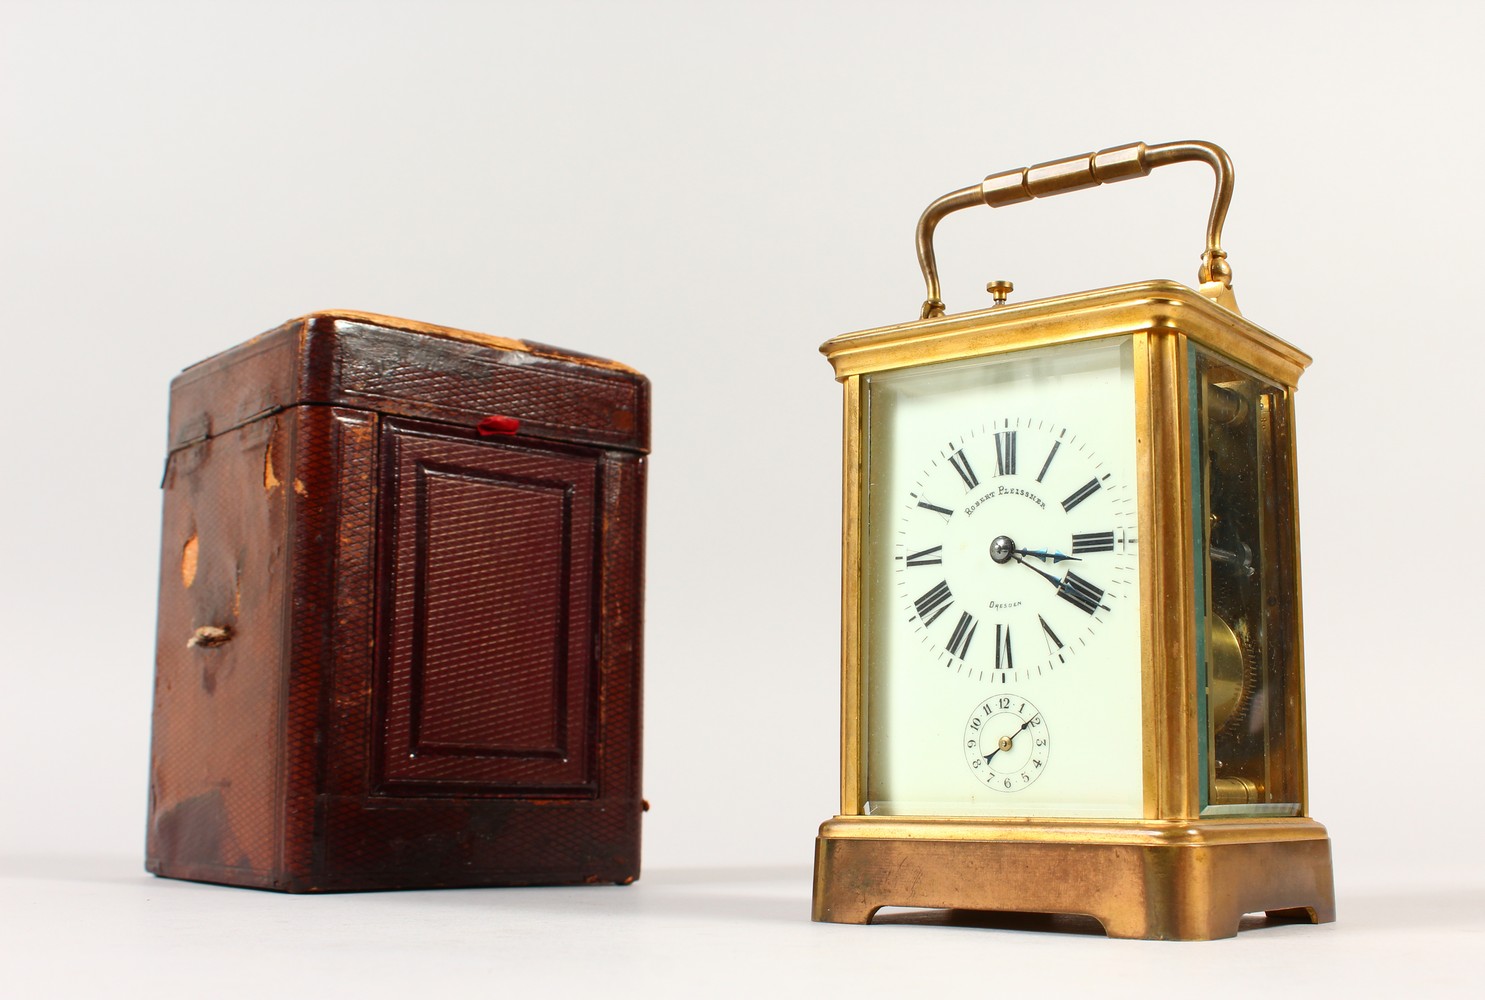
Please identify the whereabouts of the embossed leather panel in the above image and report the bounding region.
[378,422,597,793]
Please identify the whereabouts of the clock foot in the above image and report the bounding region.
[812,818,1335,941]
[811,896,880,925]
[1264,905,1324,923]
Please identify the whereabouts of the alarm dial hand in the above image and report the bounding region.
[981,716,1037,764]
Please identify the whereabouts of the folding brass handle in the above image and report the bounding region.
[915,140,1235,319]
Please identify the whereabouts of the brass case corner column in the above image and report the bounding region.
[1142,328,1202,821]
[839,374,865,815]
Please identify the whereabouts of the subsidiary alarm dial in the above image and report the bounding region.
[965,694,1049,791]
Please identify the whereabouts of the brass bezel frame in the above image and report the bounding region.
[813,280,1333,939]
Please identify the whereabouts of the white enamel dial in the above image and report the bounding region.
[863,336,1144,819]
[897,418,1136,684]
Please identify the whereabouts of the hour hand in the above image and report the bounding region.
[1015,547,1079,564]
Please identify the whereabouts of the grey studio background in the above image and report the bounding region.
[3,1,1481,996]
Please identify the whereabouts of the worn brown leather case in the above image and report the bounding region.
[146,311,648,892]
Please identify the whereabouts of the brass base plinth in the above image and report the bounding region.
[812,817,1335,941]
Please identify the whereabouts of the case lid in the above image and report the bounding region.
[167,311,650,454]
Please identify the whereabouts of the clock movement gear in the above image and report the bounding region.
[1206,612,1259,736]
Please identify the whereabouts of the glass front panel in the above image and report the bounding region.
[861,337,1143,818]
[1191,347,1303,817]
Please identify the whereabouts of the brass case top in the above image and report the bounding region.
[820,280,1311,388]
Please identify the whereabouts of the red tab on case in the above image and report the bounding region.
[476,414,521,436]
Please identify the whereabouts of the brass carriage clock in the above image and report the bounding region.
[812,140,1334,940]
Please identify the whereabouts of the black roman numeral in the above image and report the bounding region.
[1057,571,1106,615]
[994,431,1017,476]
[917,499,954,518]
[914,581,954,626]
[1037,614,1063,650]
[1035,440,1060,483]
[948,448,979,490]
[1071,530,1115,554]
[1061,477,1102,512]
[994,624,1013,670]
[905,545,943,566]
[946,611,978,658]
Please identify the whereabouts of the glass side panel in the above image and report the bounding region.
[1191,346,1304,817]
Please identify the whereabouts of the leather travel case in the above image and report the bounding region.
[146,311,648,891]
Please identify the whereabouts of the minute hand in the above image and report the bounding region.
[1015,547,1079,564]
[1012,555,1065,589]
[1015,556,1109,614]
